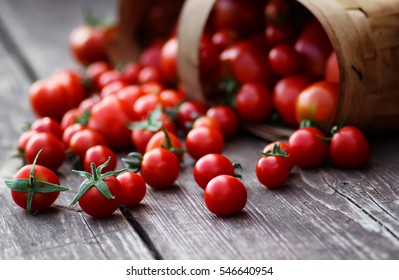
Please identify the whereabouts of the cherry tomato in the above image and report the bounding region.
[288,127,329,168]
[204,175,247,216]
[220,39,274,86]
[17,130,38,156]
[117,172,146,206]
[159,89,185,110]
[177,100,208,131]
[139,42,162,69]
[116,85,146,121]
[71,160,124,218]
[29,78,71,121]
[138,66,163,84]
[69,23,114,65]
[206,105,240,139]
[140,148,180,189]
[330,126,370,168]
[24,132,65,171]
[235,82,273,123]
[211,28,238,51]
[193,154,236,189]
[100,80,127,98]
[145,130,184,160]
[160,37,178,85]
[296,80,339,129]
[69,128,105,159]
[268,44,301,76]
[213,0,265,37]
[88,95,132,149]
[325,51,339,84]
[295,19,333,78]
[133,94,162,120]
[264,0,290,25]
[256,146,292,189]
[199,36,222,87]
[273,75,313,127]
[265,22,294,46]
[84,145,117,173]
[60,108,84,131]
[97,69,123,90]
[120,62,142,85]
[185,126,224,160]
[86,61,112,92]
[52,69,86,108]
[5,151,68,213]
[192,115,221,130]
[62,123,85,147]
[31,117,63,139]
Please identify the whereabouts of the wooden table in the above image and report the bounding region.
[1,0,399,260]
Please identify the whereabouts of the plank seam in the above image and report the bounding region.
[120,206,163,260]
[0,14,37,82]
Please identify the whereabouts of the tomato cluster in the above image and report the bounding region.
[5,0,371,218]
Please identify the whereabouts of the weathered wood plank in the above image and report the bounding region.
[124,134,399,259]
[0,0,153,260]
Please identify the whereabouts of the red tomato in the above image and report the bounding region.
[5,156,67,213]
[264,0,290,25]
[206,105,240,139]
[185,127,224,160]
[120,62,142,85]
[139,42,162,69]
[145,130,184,160]
[86,61,112,92]
[193,154,236,189]
[220,39,274,86]
[100,80,127,98]
[88,95,132,149]
[117,172,146,206]
[268,44,301,76]
[97,69,123,90]
[192,115,221,131]
[330,126,370,168]
[131,129,156,155]
[235,82,273,123]
[199,36,222,86]
[52,69,86,108]
[116,85,146,121]
[262,141,291,160]
[137,66,163,84]
[62,123,85,147]
[17,130,38,156]
[160,37,178,85]
[133,94,162,120]
[159,89,185,109]
[256,155,292,189]
[273,75,314,127]
[204,175,247,216]
[213,0,265,37]
[69,23,113,65]
[177,100,208,131]
[60,108,83,130]
[84,145,117,173]
[265,22,294,46]
[211,28,238,51]
[24,133,65,171]
[69,128,105,159]
[288,127,329,168]
[325,51,340,84]
[29,79,71,121]
[296,80,339,129]
[140,148,180,189]
[295,19,333,78]
[31,117,63,139]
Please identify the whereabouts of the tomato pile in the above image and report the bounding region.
[4,0,370,218]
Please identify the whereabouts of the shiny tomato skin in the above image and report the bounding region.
[273,75,314,127]
[185,127,224,161]
[69,128,106,159]
[24,132,65,171]
[86,61,112,92]
[206,105,240,139]
[88,95,132,150]
[330,126,370,168]
[160,37,178,85]
[62,123,85,147]
[145,130,184,160]
[193,154,235,190]
[295,19,333,78]
[117,172,146,206]
[84,145,117,173]
[77,176,122,218]
[133,94,162,120]
[68,24,110,65]
[265,22,294,46]
[31,117,63,139]
[177,100,208,131]
[140,147,180,189]
[52,69,86,108]
[288,127,329,168]
[268,44,301,76]
[204,175,247,217]
[29,79,71,121]
[11,164,61,212]
[296,80,339,129]
[235,82,273,123]
[256,155,292,189]
[262,141,293,168]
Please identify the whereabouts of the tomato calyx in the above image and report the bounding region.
[232,162,243,179]
[262,142,289,158]
[70,157,127,206]
[121,152,143,173]
[128,105,163,132]
[5,149,69,215]
[160,126,185,157]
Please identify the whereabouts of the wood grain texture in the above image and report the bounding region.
[1,0,399,261]
[0,0,153,260]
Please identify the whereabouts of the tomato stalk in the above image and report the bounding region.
[262,142,289,158]
[70,157,127,206]
[5,149,69,215]
[232,162,243,179]
[128,104,163,132]
[160,125,185,159]
[121,152,143,173]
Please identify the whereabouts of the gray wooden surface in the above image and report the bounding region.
[1,0,399,260]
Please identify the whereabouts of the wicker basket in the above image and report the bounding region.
[177,0,399,139]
